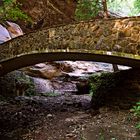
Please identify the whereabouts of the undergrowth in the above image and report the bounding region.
[131,101,140,129]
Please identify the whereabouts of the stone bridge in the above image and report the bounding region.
[1,16,140,76]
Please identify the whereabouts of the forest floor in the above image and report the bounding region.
[0,93,140,140]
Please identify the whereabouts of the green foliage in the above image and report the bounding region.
[0,0,31,22]
[79,134,86,140]
[99,133,105,140]
[3,0,16,4]
[5,6,29,21]
[89,83,98,96]
[16,75,36,97]
[131,102,140,116]
[24,80,36,97]
[134,0,140,13]
[136,122,140,129]
[107,0,122,13]
[131,101,140,129]
[75,0,101,20]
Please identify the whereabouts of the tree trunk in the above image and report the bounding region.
[102,0,119,72]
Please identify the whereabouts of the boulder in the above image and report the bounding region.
[24,63,64,79]
[6,21,23,38]
[0,24,11,43]
[0,21,23,44]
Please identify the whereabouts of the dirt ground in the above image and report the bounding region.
[0,94,140,140]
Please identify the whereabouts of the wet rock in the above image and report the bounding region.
[34,63,46,68]
[21,61,129,97]
[47,114,53,119]
[24,64,63,79]
[0,24,11,43]
[32,77,54,94]
[55,61,74,72]
[66,133,77,139]
[52,80,77,93]
[0,21,23,44]
[6,21,23,38]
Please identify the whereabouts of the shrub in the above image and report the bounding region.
[131,101,140,129]
[0,0,31,22]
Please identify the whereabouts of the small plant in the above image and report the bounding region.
[24,82,36,97]
[131,101,140,129]
[15,73,36,97]
[136,122,140,129]
[131,102,140,116]
[99,130,105,140]
[80,135,86,140]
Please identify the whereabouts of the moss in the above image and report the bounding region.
[89,68,140,109]
[90,72,120,94]
[89,72,122,109]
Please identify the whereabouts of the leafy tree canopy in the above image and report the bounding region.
[134,0,140,13]
[75,0,102,20]
[75,0,140,20]
[0,0,31,22]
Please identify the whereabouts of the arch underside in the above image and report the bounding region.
[0,51,140,76]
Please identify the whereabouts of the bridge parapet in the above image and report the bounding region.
[0,17,140,62]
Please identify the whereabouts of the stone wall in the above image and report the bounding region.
[1,17,140,75]
[90,68,140,109]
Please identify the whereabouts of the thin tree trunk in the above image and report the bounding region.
[112,64,119,72]
[102,0,119,72]
[102,0,109,18]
